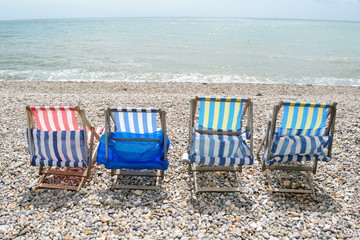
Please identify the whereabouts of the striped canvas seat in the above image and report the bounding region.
[30,129,87,167]
[97,107,169,170]
[190,132,253,166]
[30,106,103,143]
[29,106,90,167]
[264,134,331,165]
[26,106,101,191]
[111,107,158,133]
[197,97,247,132]
[96,107,169,190]
[189,97,253,167]
[263,101,333,165]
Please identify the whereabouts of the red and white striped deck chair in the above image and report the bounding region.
[26,106,103,191]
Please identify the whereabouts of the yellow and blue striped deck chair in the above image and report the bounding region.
[258,101,337,197]
[183,96,254,193]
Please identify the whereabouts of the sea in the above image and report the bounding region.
[0,18,359,86]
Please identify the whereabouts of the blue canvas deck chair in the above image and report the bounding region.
[26,106,102,191]
[183,97,254,193]
[97,108,170,190]
[257,101,337,196]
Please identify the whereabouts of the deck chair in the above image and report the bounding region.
[96,107,170,190]
[26,106,102,191]
[257,101,337,196]
[182,96,254,193]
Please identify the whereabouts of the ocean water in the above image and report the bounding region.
[0,18,359,86]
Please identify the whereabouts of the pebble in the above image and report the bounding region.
[0,81,358,239]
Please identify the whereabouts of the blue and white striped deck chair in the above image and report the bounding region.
[183,96,254,193]
[26,106,101,191]
[96,107,170,190]
[259,101,337,196]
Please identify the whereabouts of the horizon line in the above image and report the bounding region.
[0,16,359,23]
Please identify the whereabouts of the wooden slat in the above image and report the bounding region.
[271,188,313,194]
[37,183,80,191]
[42,168,88,177]
[196,186,241,192]
[113,184,157,190]
[267,165,313,171]
[119,170,162,177]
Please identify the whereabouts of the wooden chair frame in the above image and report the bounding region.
[104,108,168,190]
[187,97,254,193]
[26,106,101,191]
[256,101,337,197]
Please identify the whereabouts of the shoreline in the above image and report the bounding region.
[1,79,359,87]
[0,81,359,239]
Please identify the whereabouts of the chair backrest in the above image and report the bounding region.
[279,101,332,135]
[111,108,158,134]
[197,97,248,131]
[29,106,80,131]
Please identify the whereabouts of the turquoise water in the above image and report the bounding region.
[0,18,359,85]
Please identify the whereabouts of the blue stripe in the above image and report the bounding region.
[282,105,289,128]
[209,134,215,157]
[207,102,215,129]
[79,130,86,163]
[278,137,290,155]
[44,131,52,162]
[198,101,205,128]
[227,102,235,130]
[299,136,306,154]
[217,101,225,129]
[150,113,157,132]
[219,157,226,166]
[70,131,78,162]
[228,135,235,158]
[199,133,205,157]
[123,112,131,132]
[142,112,149,133]
[132,112,140,133]
[237,102,243,129]
[300,106,309,129]
[218,134,225,158]
[114,110,121,131]
[290,106,299,129]
[209,156,215,166]
[310,107,319,129]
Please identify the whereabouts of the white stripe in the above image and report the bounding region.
[65,107,76,130]
[295,137,301,154]
[314,137,321,154]
[147,113,155,133]
[48,131,58,161]
[56,107,65,130]
[75,131,83,162]
[127,113,135,133]
[116,112,125,132]
[36,107,48,130]
[212,136,220,158]
[66,131,75,162]
[284,138,292,155]
[304,137,311,154]
[274,137,283,155]
[137,112,145,134]
[45,107,56,131]
[223,135,231,158]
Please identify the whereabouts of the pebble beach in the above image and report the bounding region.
[0,81,359,239]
